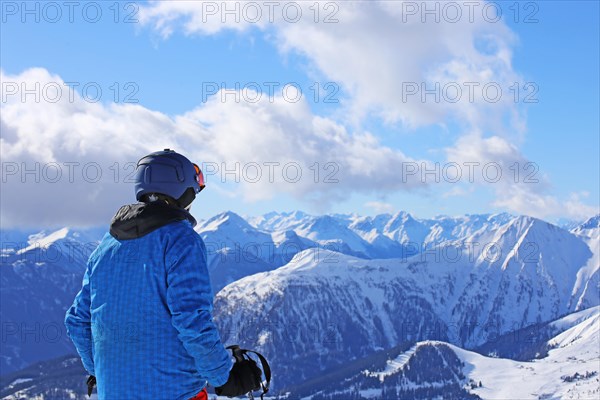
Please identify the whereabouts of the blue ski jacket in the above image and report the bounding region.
[65,202,233,400]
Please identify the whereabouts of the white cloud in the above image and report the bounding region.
[492,189,599,221]
[2,3,595,226]
[442,186,474,198]
[365,201,395,214]
[180,88,428,203]
[138,0,268,37]
[563,192,599,220]
[0,68,427,228]
[1,69,180,228]
[137,0,590,219]
[139,1,522,135]
[491,187,599,221]
[2,68,594,227]
[445,133,598,220]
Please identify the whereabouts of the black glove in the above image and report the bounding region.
[215,358,262,397]
[86,375,96,397]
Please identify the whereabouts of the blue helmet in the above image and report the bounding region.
[134,149,205,208]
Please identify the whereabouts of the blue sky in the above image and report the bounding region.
[1,1,598,227]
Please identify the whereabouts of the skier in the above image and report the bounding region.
[65,149,254,399]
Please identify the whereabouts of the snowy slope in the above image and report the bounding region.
[448,215,595,346]
[293,215,374,258]
[296,307,599,399]
[195,211,324,290]
[5,309,596,399]
[570,215,600,312]
[213,216,599,389]
[194,211,277,290]
[454,307,600,399]
[348,214,411,258]
[195,210,274,267]
[572,214,600,238]
[0,355,92,399]
[365,344,417,383]
[16,228,71,254]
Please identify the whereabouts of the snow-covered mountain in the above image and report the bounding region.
[570,214,600,313]
[213,216,599,389]
[292,306,599,400]
[195,211,325,291]
[293,215,374,258]
[3,308,598,399]
[0,355,91,400]
[195,211,278,290]
[250,210,517,259]
[571,214,600,238]
[1,210,598,397]
[247,210,314,231]
[0,228,104,374]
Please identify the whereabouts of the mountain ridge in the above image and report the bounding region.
[1,210,598,386]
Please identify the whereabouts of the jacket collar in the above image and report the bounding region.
[109,202,197,240]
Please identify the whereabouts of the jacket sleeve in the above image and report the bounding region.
[64,263,95,376]
[166,233,233,387]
